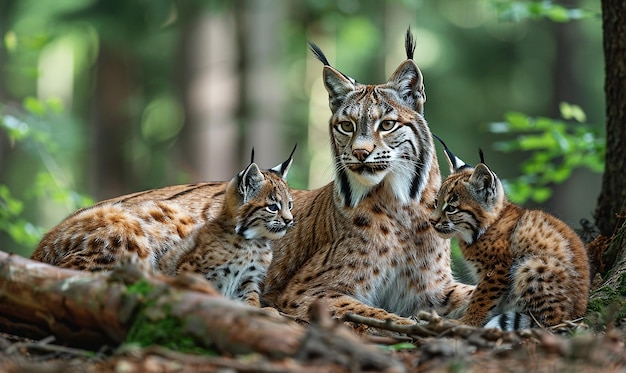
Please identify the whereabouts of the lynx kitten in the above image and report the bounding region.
[430,142,590,328]
[32,149,295,307]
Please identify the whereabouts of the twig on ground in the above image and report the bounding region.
[5,335,98,358]
[343,313,438,337]
[344,310,533,348]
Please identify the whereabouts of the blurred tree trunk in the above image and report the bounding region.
[90,46,135,200]
[595,0,626,237]
[178,1,287,181]
[178,11,239,181]
[236,0,285,168]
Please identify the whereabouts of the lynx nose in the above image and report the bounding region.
[282,209,293,226]
[352,149,371,162]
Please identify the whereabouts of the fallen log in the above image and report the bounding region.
[0,251,405,372]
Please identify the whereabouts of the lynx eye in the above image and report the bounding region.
[288,200,293,210]
[444,204,457,213]
[379,120,398,132]
[338,121,354,134]
[266,203,279,213]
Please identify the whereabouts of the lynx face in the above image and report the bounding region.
[331,92,424,189]
[234,163,294,241]
[316,46,431,208]
[430,163,504,245]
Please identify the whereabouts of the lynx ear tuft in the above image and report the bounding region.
[405,26,416,60]
[271,143,297,180]
[432,134,470,173]
[309,41,358,112]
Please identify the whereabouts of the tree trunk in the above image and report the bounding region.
[89,46,135,200]
[588,224,626,323]
[594,0,626,237]
[178,12,239,182]
[236,0,286,168]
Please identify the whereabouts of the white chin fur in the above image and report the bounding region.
[263,230,287,240]
[350,169,387,186]
[239,226,286,240]
[457,229,475,245]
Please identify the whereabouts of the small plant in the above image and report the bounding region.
[0,97,93,254]
[488,102,604,204]
[489,0,597,23]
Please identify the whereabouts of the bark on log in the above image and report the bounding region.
[588,222,626,324]
[0,252,404,372]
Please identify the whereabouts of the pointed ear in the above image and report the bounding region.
[323,66,356,112]
[238,163,265,201]
[467,164,498,201]
[271,144,297,180]
[387,60,426,114]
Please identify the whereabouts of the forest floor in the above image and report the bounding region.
[1,234,624,372]
[1,310,625,373]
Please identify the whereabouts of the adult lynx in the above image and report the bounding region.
[263,29,474,324]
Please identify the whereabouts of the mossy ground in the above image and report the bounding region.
[124,279,217,356]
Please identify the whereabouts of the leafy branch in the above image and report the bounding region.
[0,97,93,251]
[488,102,604,204]
[489,0,598,23]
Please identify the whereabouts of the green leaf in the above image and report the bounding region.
[0,185,23,215]
[516,133,555,150]
[23,96,46,116]
[504,112,530,130]
[531,187,552,203]
[491,103,604,204]
[560,102,587,122]
[4,31,18,52]
[384,342,417,351]
[547,6,571,22]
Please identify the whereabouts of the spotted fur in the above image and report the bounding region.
[263,29,474,325]
[429,144,590,328]
[31,151,295,307]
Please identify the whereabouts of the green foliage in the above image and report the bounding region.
[126,279,154,297]
[383,342,417,351]
[488,103,604,204]
[0,97,94,252]
[124,281,218,355]
[489,0,598,23]
[587,270,626,329]
[127,310,215,355]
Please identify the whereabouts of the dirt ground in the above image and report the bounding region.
[2,315,625,373]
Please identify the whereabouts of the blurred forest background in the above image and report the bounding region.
[0,0,605,257]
